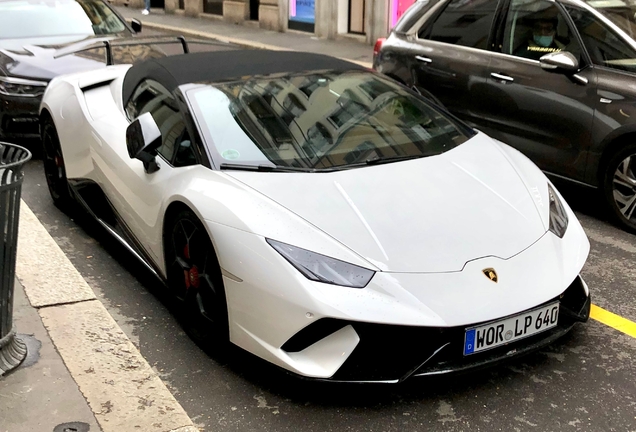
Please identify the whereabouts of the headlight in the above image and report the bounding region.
[266,239,375,288]
[548,184,568,238]
[0,76,47,97]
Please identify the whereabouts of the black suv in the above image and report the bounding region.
[374,0,636,233]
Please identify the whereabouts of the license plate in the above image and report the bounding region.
[464,302,560,355]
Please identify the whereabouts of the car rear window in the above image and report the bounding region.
[188,70,472,171]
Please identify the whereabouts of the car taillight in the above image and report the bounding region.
[373,38,386,62]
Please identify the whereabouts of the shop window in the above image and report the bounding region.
[289,0,315,32]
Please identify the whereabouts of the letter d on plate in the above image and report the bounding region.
[464,329,476,355]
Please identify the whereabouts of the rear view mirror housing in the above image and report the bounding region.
[126,112,162,173]
[540,51,579,74]
[130,19,142,33]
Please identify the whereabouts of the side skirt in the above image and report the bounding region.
[68,179,166,283]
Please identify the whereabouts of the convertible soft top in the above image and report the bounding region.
[122,49,364,105]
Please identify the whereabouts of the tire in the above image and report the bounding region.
[165,210,229,346]
[602,143,636,234]
[41,117,73,210]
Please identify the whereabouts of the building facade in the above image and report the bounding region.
[117,0,420,45]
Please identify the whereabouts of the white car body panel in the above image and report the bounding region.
[226,132,548,273]
[40,64,591,381]
[208,203,588,377]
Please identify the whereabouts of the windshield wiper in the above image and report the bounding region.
[364,154,426,166]
[220,163,312,172]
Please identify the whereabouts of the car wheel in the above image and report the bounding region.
[166,210,229,345]
[41,118,72,210]
[603,144,636,233]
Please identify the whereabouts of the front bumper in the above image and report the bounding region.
[283,275,590,383]
[0,94,42,139]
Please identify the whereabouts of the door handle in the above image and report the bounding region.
[491,72,514,82]
[415,55,432,64]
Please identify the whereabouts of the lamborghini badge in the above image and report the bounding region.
[483,268,498,283]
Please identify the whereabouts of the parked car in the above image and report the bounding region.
[374,0,636,233]
[0,0,145,141]
[39,48,590,382]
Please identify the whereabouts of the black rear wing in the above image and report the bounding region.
[54,35,232,65]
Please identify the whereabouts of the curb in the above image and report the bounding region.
[138,20,374,69]
[16,201,199,432]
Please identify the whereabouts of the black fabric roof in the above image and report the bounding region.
[122,49,364,105]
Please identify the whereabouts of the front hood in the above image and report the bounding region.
[227,133,548,272]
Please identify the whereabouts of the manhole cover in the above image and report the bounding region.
[53,422,90,432]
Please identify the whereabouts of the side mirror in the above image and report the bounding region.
[540,51,579,74]
[130,19,142,33]
[126,112,161,173]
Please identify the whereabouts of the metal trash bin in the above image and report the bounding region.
[0,142,31,375]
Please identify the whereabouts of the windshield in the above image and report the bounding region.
[0,0,126,39]
[188,71,471,171]
[585,0,636,37]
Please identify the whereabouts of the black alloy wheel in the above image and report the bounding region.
[603,144,636,234]
[41,118,72,210]
[166,210,229,346]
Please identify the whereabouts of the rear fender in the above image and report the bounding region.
[40,66,130,181]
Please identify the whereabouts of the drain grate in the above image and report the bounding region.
[53,422,90,432]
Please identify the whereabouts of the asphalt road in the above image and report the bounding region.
[13,28,636,432]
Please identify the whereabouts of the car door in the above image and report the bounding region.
[477,0,597,180]
[98,79,201,266]
[410,0,501,126]
[563,2,636,186]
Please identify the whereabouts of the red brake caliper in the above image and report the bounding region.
[189,266,200,289]
[182,244,200,290]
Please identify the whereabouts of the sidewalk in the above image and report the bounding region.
[114,6,374,67]
[1,279,102,432]
[0,202,199,432]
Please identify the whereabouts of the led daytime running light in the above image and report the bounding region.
[267,239,375,288]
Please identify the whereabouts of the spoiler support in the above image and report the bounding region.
[54,35,227,65]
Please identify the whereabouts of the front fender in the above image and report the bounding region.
[154,167,380,277]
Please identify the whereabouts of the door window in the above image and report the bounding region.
[125,80,197,167]
[420,0,499,50]
[565,5,636,73]
[501,0,583,62]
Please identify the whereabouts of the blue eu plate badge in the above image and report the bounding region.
[464,329,476,355]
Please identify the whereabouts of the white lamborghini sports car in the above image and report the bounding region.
[39,45,591,383]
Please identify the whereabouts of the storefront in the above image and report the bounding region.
[348,0,365,33]
[160,0,397,44]
[286,0,391,40]
[288,0,315,32]
[390,0,416,26]
[203,0,223,14]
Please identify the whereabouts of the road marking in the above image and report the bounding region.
[590,304,636,339]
